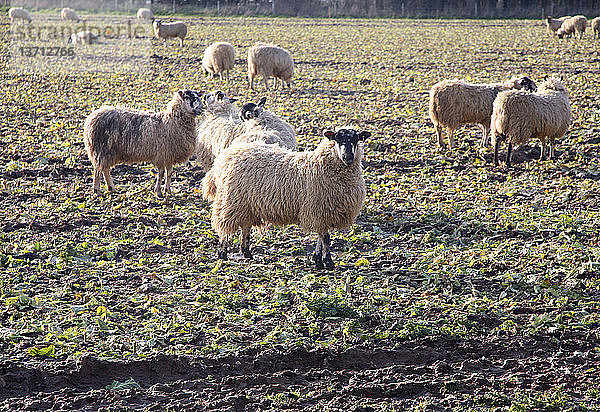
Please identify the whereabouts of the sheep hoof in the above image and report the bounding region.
[323,256,335,270]
[217,250,228,260]
[313,254,324,270]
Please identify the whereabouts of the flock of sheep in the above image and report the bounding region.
[6,6,585,268]
[83,89,368,270]
[545,14,600,39]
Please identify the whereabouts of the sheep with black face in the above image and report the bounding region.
[84,90,205,195]
[202,127,369,270]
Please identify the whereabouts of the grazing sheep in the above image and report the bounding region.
[196,90,245,171]
[247,43,294,90]
[491,78,571,168]
[137,8,154,22]
[236,97,297,150]
[202,42,235,81]
[557,15,588,39]
[153,19,187,47]
[202,128,370,270]
[8,7,32,24]
[61,7,80,22]
[592,17,600,39]
[84,90,205,196]
[429,76,537,150]
[70,31,99,45]
[545,16,571,35]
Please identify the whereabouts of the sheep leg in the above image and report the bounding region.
[240,226,252,259]
[264,76,269,91]
[550,142,556,160]
[540,141,547,161]
[313,236,324,270]
[506,142,513,168]
[435,125,446,150]
[494,140,500,166]
[448,130,457,150]
[179,38,183,47]
[217,239,228,260]
[155,168,164,197]
[248,73,254,90]
[93,168,103,193]
[322,232,334,270]
[481,126,490,147]
[165,166,173,194]
[102,169,116,192]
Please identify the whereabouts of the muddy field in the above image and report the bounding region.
[1,13,600,411]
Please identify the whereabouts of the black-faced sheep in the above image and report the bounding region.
[203,42,235,81]
[153,19,187,47]
[237,97,297,151]
[84,90,205,196]
[557,15,588,39]
[545,16,571,35]
[8,7,32,24]
[247,43,294,90]
[491,78,571,168]
[202,128,369,270]
[428,76,537,150]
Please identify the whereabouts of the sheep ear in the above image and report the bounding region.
[358,131,370,141]
[229,98,237,103]
[324,131,336,141]
[258,97,267,107]
[178,90,185,99]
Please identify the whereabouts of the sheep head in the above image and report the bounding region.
[240,97,267,121]
[324,128,370,166]
[177,90,205,115]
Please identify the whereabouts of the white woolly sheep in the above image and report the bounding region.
[202,42,235,81]
[8,8,32,24]
[557,15,588,39]
[61,7,80,22]
[429,76,537,150]
[545,16,571,35]
[153,19,187,47]
[202,128,370,270]
[236,97,298,150]
[137,8,154,22]
[195,90,245,171]
[247,43,294,90]
[491,78,571,168]
[70,31,99,45]
[84,90,205,196]
[592,17,600,39]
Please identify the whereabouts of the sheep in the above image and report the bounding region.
[545,16,571,35]
[84,90,205,196]
[428,76,537,151]
[557,15,588,39]
[61,7,80,22]
[8,8,32,24]
[195,90,245,171]
[247,43,294,90]
[236,97,297,150]
[196,95,297,171]
[202,42,235,81]
[153,19,187,47]
[202,128,370,270]
[70,31,99,45]
[491,78,571,168]
[137,8,154,22]
[592,17,600,40]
